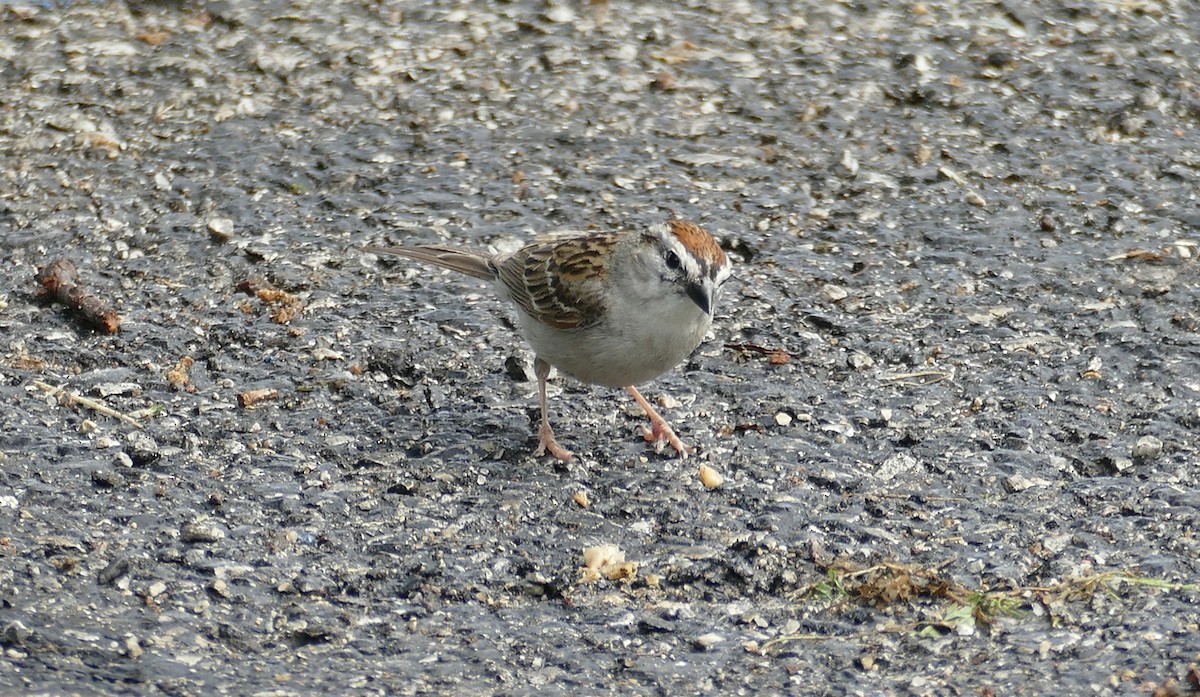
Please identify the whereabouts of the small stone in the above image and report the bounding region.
[207,217,234,242]
[181,519,226,543]
[1110,457,1134,473]
[1131,435,1163,460]
[1042,533,1071,554]
[774,412,792,427]
[573,491,590,508]
[96,382,140,397]
[311,347,344,361]
[694,633,723,650]
[125,433,161,467]
[92,469,125,488]
[847,352,875,369]
[840,149,859,176]
[146,581,167,597]
[545,4,576,22]
[503,355,532,382]
[97,557,132,586]
[876,452,920,481]
[210,579,231,598]
[656,394,682,409]
[1005,475,1038,492]
[2,621,31,646]
[123,634,143,659]
[822,284,849,302]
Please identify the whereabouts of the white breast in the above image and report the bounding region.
[517,293,711,388]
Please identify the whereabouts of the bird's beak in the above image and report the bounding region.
[685,278,714,315]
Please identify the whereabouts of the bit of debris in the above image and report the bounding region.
[579,544,637,583]
[725,342,798,365]
[30,379,142,429]
[238,388,281,408]
[698,463,724,489]
[34,259,121,334]
[237,276,304,324]
[167,356,195,390]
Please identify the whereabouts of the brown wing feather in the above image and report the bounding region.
[496,233,617,330]
[362,244,496,281]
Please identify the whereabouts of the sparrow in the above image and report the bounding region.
[364,219,731,461]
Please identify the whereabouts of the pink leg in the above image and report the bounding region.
[532,358,574,462]
[625,386,694,459]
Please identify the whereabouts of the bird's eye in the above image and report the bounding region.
[664,250,682,271]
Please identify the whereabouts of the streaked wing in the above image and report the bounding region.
[495,233,617,330]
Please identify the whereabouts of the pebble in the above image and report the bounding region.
[1005,474,1051,493]
[1131,435,1163,460]
[92,469,125,488]
[210,579,231,599]
[207,217,234,242]
[847,352,875,369]
[95,382,141,397]
[822,284,849,302]
[97,557,132,586]
[123,634,143,659]
[181,520,226,543]
[2,621,30,646]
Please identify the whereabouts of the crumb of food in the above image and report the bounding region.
[580,544,637,583]
[698,463,724,489]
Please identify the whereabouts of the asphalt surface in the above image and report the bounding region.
[1,0,1199,695]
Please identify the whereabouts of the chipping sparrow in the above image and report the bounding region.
[363,219,731,461]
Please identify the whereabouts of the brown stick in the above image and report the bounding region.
[35,259,121,334]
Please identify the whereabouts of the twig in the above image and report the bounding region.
[759,633,856,652]
[31,379,143,428]
[34,259,121,334]
[725,342,795,365]
[876,370,951,385]
[869,492,967,502]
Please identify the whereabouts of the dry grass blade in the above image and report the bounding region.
[31,379,143,429]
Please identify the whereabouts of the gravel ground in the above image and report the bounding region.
[2,0,1199,695]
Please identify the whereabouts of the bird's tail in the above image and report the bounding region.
[362,244,495,281]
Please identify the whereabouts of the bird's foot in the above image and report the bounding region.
[534,420,575,462]
[640,418,694,458]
